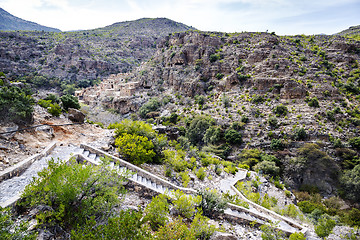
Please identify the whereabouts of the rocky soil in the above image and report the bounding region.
[0,105,114,171]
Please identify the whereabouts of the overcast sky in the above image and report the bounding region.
[1,0,359,35]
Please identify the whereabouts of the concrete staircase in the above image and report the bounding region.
[0,142,308,236]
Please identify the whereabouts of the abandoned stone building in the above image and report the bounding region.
[75,73,140,105]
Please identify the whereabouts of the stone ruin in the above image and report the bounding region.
[75,73,140,106]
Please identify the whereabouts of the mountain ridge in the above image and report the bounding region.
[0,7,61,32]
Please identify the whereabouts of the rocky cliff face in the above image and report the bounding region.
[0,18,195,84]
[132,31,359,100]
[95,30,359,194]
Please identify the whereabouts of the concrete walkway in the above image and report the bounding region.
[219,169,247,195]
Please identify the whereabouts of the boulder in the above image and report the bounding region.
[210,231,238,240]
[68,108,85,123]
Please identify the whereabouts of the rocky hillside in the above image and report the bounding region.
[336,25,360,36]
[84,30,360,195]
[0,7,60,32]
[0,18,195,87]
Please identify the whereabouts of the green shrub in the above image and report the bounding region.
[20,158,125,229]
[186,115,215,146]
[340,164,360,202]
[0,207,36,240]
[44,94,60,103]
[190,212,216,240]
[273,104,288,116]
[209,53,221,63]
[47,103,62,117]
[38,99,51,108]
[71,210,150,240]
[315,217,336,238]
[196,167,207,180]
[197,190,227,218]
[293,127,307,141]
[285,190,291,198]
[138,98,161,118]
[240,115,249,123]
[60,94,80,111]
[195,95,206,106]
[254,160,280,177]
[251,94,265,104]
[349,137,360,150]
[115,133,155,165]
[307,97,319,107]
[238,148,262,168]
[270,139,284,150]
[172,190,201,219]
[268,116,278,128]
[178,171,191,187]
[341,208,360,227]
[260,224,285,240]
[145,194,169,230]
[164,149,188,172]
[215,73,224,79]
[154,218,195,240]
[0,86,35,124]
[298,201,324,214]
[289,232,306,240]
[224,164,238,175]
[224,129,242,145]
[203,126,222,145]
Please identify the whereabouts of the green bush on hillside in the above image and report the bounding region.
[20,158,126,229]
[0,86,35,124]
[60,94,80,111]
[138,98,161,118]
[115,133,156,165]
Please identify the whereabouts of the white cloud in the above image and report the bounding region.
[0,0,359,33]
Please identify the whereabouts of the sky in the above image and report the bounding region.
[1,0,360,35]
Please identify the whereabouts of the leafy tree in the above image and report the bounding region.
[115,133,155,165]
[109,120,167,163]
[0,86,35,124]
[20,158,126,230]
[60,94,80,111]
